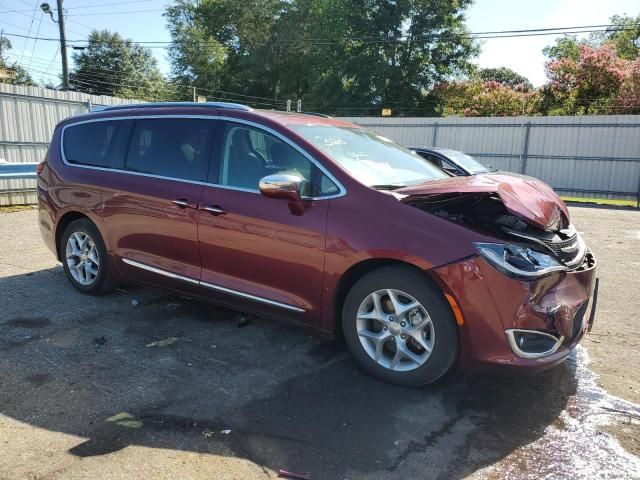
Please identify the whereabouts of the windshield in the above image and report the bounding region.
[291,125,448,188]
[441,149,492,174]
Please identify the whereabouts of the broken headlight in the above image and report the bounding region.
[474,242,567,280]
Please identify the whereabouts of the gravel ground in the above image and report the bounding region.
[0,206,638,479]
[567,205,640,457]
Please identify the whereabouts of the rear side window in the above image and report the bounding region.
[125,119,213,182]
[63,120,131,169]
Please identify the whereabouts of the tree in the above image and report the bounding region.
[165,0,279,103]
[0,36,36,86]
[165,0,479,114]
[436,80,541,117]
[612,56,640,113]
[70,30,171,100]
[542,44,627,114]
[477,67,532,90]
[542,36,587,62]
[591,14,640,60]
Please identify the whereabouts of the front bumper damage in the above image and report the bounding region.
[433,251,597,371]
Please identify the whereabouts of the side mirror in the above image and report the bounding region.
[259,173,306,216]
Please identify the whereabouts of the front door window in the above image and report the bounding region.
[217,123,339,197]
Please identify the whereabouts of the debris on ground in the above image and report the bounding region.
[278,469,311,480]
[236,313,256,328]
[145,337,179,348]
[220,429,231,435]
[131,299,139,307]
[105,412,143,429]
[93,336,107,348]
[202,429,214,438]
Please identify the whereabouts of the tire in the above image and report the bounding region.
[61,218,115,295]
[342,265,458,387]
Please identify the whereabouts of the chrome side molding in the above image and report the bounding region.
[199,281,304,312]
[122,258,305,313]
[122,258,199,284]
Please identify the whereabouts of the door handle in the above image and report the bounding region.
[171,198,191,208]
[201,205,227,216]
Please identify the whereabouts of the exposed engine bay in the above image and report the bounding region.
[407,193,589,270]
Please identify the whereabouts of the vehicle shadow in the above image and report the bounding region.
[0,266,578,479]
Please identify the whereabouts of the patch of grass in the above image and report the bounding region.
[0,205,36,213]
[561,196,638,208]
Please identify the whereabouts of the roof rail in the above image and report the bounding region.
[96,101,253,112]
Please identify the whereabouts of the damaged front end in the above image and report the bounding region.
[396,173,593,276]
[405,191,590,276]
[396,175,597,367]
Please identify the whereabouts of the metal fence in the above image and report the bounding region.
[341,116,640,206]
[1,83,639,206]
[0,83,142,206]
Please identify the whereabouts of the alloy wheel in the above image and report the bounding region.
[356,288,435,372]
[65,231,99,286]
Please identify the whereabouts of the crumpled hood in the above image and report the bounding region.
[396,174,569,231]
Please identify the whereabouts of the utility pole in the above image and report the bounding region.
[56,0,69,90]
[41,2,68,89]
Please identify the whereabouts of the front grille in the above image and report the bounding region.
[541,233,577,258]
[540,233,583,265]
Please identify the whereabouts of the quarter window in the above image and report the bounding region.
[125,119,213,182]
[63,120,131,169]
[218,123,339,197]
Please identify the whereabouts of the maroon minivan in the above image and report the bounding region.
[37,102,597,386]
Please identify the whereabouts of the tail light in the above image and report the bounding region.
[37,161,45,175]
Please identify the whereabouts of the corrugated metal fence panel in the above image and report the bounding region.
[0,84,144,205]
[343,115,640,204]
[342,117,438,147]
[2,90,640,205]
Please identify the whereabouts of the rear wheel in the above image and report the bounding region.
[342,265,458,386]
[61,218,114,295]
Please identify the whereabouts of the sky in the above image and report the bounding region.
[0,0,639,88]
[466,0,640,86]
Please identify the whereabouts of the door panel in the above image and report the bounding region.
[102,117,215,285]
[196,120,336,323]
[102,174,203,281]
[197,187,328,320]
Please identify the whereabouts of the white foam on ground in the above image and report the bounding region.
[474,346,640,479]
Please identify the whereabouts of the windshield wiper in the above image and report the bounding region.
[371,184,407,190]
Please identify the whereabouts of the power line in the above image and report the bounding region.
[16,1,38,65]
[67,9,165,17]
[0,0,86,37]
[12,60,288,108]
[27,10,44,70]
[14,62,640,112]
[6,51,288,104]
[2,23,639,47]
[9,49,639,108]
[0,0,159,14]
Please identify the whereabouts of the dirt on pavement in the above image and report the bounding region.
[567,205,640,456]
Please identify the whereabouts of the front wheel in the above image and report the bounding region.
[61,218,115,295]
[342,265,458,387]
